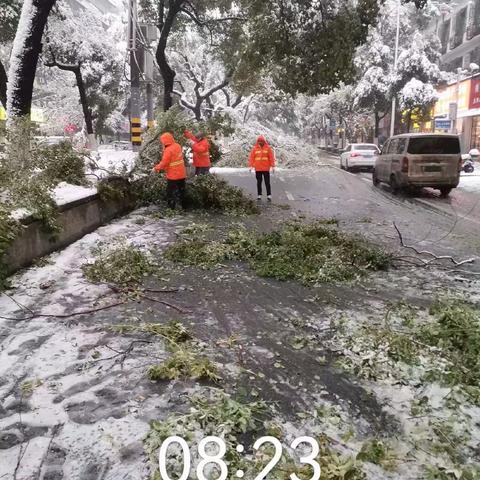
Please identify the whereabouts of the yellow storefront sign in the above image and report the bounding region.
[434,79,471,117]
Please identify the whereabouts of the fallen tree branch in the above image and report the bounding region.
[90,340,154,369]
[140,294,191,314]
[1,292,34,315]
[393,222,476,267]
[0,301,126,322]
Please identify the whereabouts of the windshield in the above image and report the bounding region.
[353,144,379,151]
[407,137,460,155]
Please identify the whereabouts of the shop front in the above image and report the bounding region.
[433,74,480,151]
[468,76,480,149]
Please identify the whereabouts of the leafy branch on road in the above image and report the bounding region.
[165,221,391,284]
[329,300,480,476]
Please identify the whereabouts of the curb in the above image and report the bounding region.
[5,181,135,274]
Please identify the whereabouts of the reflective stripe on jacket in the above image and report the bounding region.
[154,133,187,180]
[185,131,211,168]
[249,137,275,172]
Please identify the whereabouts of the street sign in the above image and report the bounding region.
[448,102,457,121]
[435,119,452,130]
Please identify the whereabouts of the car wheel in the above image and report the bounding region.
[372,169,380,186]
[390,174,400,195]
[440,187,452,197]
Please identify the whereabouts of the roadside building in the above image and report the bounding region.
[430,0,480,150]
[433,75,480,151]
[433,0,480,72]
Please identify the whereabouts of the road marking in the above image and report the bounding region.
[285,191,295,201]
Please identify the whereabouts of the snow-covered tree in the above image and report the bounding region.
[170,31,244,120]
[0,0,21,107]
[43,0,123,147]
[7,0,57,118]
[399,78,438,131]
[353,0,445,136]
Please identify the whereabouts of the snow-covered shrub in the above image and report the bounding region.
[36,141,87,186]
[0,120,89,235]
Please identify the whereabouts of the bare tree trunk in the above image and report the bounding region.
[44,56,96,148]
[7,0,57,117]
[0,59,6,109]
[156,1,182,111]
[406,111,412,133]
[374,110,380,142]
[73,67,93,135]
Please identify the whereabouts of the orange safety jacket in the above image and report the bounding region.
[185,131,211,168]
[154,133,187,180]
[249,136,275,172]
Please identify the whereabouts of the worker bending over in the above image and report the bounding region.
[153,132,187,209]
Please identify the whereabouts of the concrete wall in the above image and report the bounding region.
[4,180,135,274]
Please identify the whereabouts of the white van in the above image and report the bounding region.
[373,133,461,196]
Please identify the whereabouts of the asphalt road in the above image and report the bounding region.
[1,163,480,479]
[218,165,480,263]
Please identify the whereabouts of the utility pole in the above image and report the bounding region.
[146,82,154,130]
[390,0,401,137]
[129,0,141,151]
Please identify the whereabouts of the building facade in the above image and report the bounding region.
[431,0,480,151]
[434,0,480,72]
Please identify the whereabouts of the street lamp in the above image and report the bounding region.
[390,0,401,137]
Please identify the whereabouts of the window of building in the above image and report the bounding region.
[439,20,450,54]
[471,116,480,149]
[452,7,467,48]
[473,0,480,38]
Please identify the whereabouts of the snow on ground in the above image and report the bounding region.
[53,182,97,205]
[459,171,480,193]
[89,146,137,178]
[0,209,177,480]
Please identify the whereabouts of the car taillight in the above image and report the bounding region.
[401,157,409,173]
[350,152,360,157]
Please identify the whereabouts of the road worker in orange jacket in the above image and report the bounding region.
[249,135,275,202]
[184,130,211,175]
[153,132,187,209]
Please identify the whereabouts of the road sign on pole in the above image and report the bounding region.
[434,119,453,131]
[448,102,457,121]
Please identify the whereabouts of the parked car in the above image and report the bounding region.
[113,141,131,151]
[34,136,71,146]
[372,133,461,197]
[340,143,380,172]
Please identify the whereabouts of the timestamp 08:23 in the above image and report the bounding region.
[158,435,321,480]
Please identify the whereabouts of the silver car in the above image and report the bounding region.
[340,143,380,172]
